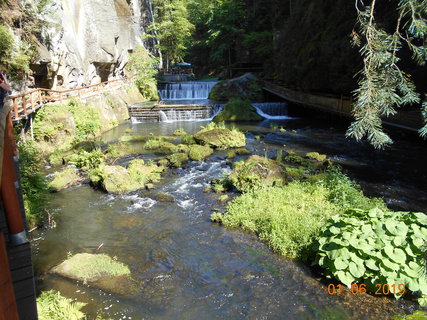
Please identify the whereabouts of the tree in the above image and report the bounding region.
[152,0,194,70]
[347,0,426,148]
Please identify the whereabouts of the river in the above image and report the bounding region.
[31,91,426,319]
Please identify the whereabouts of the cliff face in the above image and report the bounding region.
[32,0,155,89]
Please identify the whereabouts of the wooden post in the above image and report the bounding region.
[38,90,42,106]
[30,92,34,111]
[21,96,27,117]
[12,99,18,120]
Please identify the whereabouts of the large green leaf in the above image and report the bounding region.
[413,212,427,225]
[385,220,408,236]
[349,261,365,278]
[336,270,354,287]
[365,259,379,271]
[334,257,348,270]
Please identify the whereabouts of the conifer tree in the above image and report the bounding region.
[348,0,426,148]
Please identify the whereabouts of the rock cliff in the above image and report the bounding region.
[29,0,156,89]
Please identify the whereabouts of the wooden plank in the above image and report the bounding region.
[0,232,19,320]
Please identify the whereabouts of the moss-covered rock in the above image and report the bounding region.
[213,98,263,122]
[167,153,189,167]
[229,155,288,192]
[209,73,263,101]
[173,128,187,136]
[48,167,83,192]
[305,152,327,161]
[105,143,138,159]
[194,127,246,149]
[91,159,164,194]
[144,140,179,154]
[188,145,214,161]
[51,253,138,296]
[156,193,175,202]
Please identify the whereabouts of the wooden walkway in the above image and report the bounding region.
[7,77,135,122]
[263,82,424,132]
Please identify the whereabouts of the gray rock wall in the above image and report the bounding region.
[31,0,156,89]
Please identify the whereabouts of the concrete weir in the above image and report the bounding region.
[129,104,216,122]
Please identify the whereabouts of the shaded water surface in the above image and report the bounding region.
[33,119,425,319]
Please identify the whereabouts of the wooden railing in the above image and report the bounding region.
[7,76,135,122]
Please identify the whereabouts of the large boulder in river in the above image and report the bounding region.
[48,167,84,192]
[229,155,288,192]
[51,253,138,296]
[188,145,214,161]
[194,127,246,149]
[209,73,263,101]
[213,98,263,122]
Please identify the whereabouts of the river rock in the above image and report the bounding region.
[194,128,246,149]
[51,253,139,296]
[229,155,288,192]
[209,73,263,101]
[167,153,189,167]
[48,167,83,192]
[213,98,263,122]
[188,145,214,161]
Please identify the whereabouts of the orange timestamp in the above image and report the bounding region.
[327,283,406,296]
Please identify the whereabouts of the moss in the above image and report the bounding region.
[181,134,196,145]
[173,128,187,136]
[98,165,132,194]
[194,127,246,149]
[305,152,327,161]
[188,145,214,161]
[156,193,175,202]
[392,311,427,320]
[229,155,288,192]
[176,144,190,153]
[235,148,251,155]
[226,150,236,159]
[48,167,82,192]
[105,143,138,159]
[127,159,164,187]
[218,195,229,203]
[213,98,263,122]
[167,153,189,167]
[51,253,130,282]
[158,158,169,167]
[144,140,178,154]
[120,135,147,142]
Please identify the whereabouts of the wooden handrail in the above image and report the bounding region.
[6,76,136,122]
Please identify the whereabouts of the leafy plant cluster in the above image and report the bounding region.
[128,45,159,100]
[314,208,427,300]
[69,148,104,171]
[0,24,31,75]
[18,141,49,228]
[212,182,336,259]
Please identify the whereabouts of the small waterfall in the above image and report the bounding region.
[252,102,295,120]
[158,81,217,100]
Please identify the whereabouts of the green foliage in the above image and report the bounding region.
[152,0,194,67]
[393,311,427,320]
[348,0,426,148]
[128,45,159,100]
[167,152,189,167]
[181,134,196,144]
[68,99,101,141]
[212,183,336,259]
[309,166,386,211]
[18,141,48,228]
[213,98,263,122]
[0,24,31,74]
[314,208,427,298]
[70,148,104,171]
[37,290,86,320]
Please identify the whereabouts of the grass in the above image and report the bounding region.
[53,253,130,282]
[212,182,336,260]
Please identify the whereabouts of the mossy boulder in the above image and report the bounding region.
[173,128,187,136]
[144,140,179,154]
[194,128,246,149]
[209,73,263,101]
[51,253,138,296]
[181,134,196,145]
[48,167,83,192]
[188,145,214,161]
[229,155,288,192]
[156,193,175,202]
[92,159,164,194]
[167,153,189,167]
[213,98,263,122]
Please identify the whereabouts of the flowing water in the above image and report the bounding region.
[32,83,427,319]
[158,82,218,100]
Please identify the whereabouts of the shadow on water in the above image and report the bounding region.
[32,116,425,319]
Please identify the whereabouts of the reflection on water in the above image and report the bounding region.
[33,119,424,319]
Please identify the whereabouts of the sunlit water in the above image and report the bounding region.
[32,116,426,319]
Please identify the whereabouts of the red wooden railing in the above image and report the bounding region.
[7,76,135,121]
